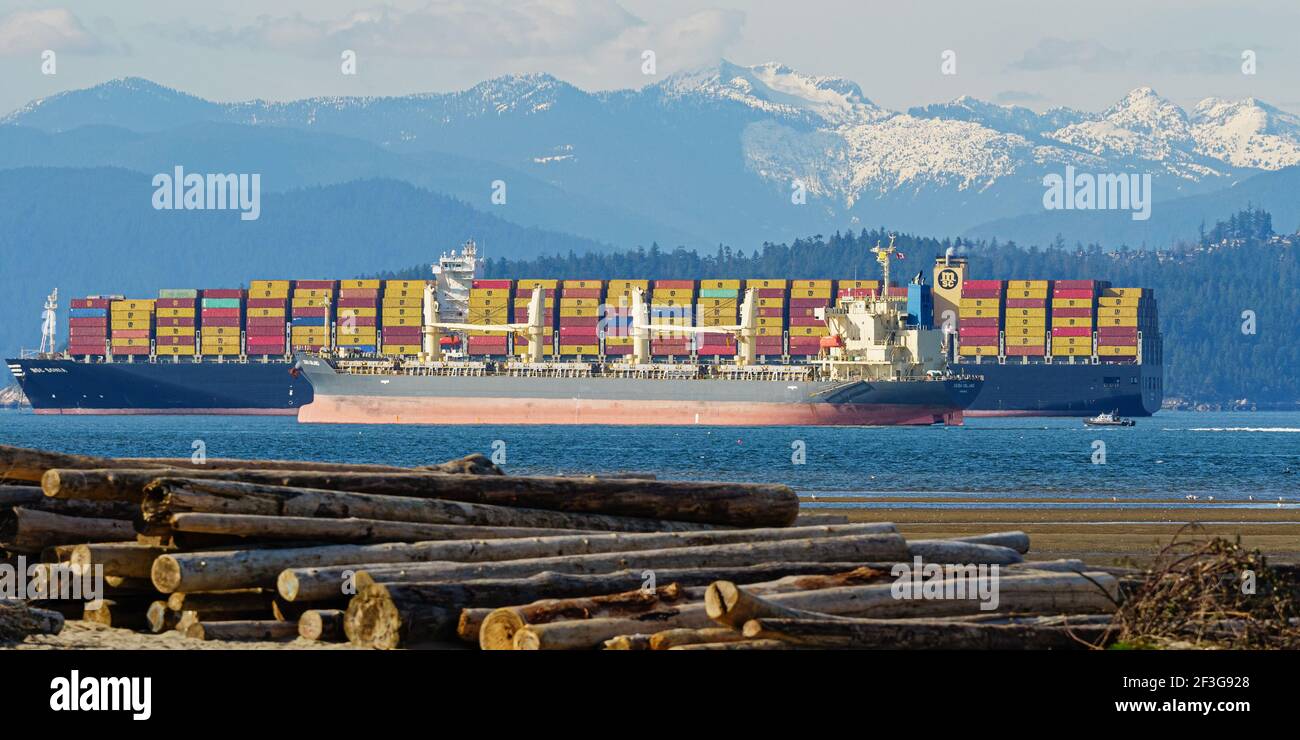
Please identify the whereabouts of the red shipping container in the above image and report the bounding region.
[67,345,106,354]
[247,338,286,349]
[155,336,191,346]
[756,288,784,298]
[69,317,108,328]
[339,288,379,299]
[1053,307,1092,318]
[112,346,150,355]
[559,316,599,327]
[156,317,196,328]
[246,324,285,334]
[654,280,694,290]
[560,326,599,338]
[338,297,378,308]
[1006,345,1046,356]
[959,317,1000,327]
[201,308,241,318]
[788,298,829,308]
[604,345,632,355]
[964,280,1003,290]
[72,298,111,309]
[472,279,512,289]
[758,308,783,318]
[838,288,880,298]
[202,317,241,327]
[111,329,150,339]
[292,307,329,318]
[698,348,737,356]
[959,327,999,337]
[1052,289,1094,299]
[382,328,421,337]
[1005,299,1047,308]
[156,298,196,308]
[69,326,107,337]
[202,289,244,298]
[562,289,601,299]
[1052,327,1091,337]
[960,337,999,346]
[1098,327,1139,338]
[247,298,286,308]
[246,317,286,327]
[341,316,377,327]
[961,289,1002,299]
[790,317,823,326]
[294,280,335,290]
[699,336,736,347]
[1053,280,1095,290]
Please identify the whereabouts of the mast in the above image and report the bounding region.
[39,288,58,355]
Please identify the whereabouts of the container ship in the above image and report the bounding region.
[7,240,1162,418]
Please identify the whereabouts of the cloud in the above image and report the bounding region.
[157,1,650,59]
[1008,38,1132,72]
[593,8,745,70]
[996,90,1046,103]
[1148,48,1244,75]
[0,8,114,56]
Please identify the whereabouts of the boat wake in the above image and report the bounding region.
[1186,427,1300,433]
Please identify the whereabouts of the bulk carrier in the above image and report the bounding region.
[8,240,1162,418]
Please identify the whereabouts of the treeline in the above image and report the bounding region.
[383,211,1299,404]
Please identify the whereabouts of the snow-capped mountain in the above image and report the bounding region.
[4,61,1300,247]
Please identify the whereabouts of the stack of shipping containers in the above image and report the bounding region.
[381,280,425,356]
[650,280,693,358]
[337,279,380,353]
[156,290,197,357]
[246,280,289,357]
[748,279,787,359]
[110,299,154,358]
[68,297,112,357]
[513,279,557,358]
[466,279,511,357]
[788,279,831,357]
[957,279,1002,358]
[200,289,242,357]
[558,280,602,357]
[1096,287,1151,362]
[290,281,333,352]
[1004,280,1048,358]
[1050,280,1098,359]
[602,280,645,358]
[696,279,739,358]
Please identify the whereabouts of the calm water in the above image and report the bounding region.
[2,410,1298,506]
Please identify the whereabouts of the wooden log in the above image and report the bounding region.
[603,634,653,650]
[951,531,1030,554]
[0,487,137,519]
[166,512,581,543]
[140,478,721,534]
[792,514,850,526]
[165,590,273,616]
[145,601,179,633]
[185,619,299,642]
[669,639,791,651]
[299,609,346,642]
[649,627,746,650]
[1009,559,1087,574]
[742,617,1112,649]
[905,540,1023,565]
[0,601,65,640]
[0,443,500,483]
[69,543,174,580]
[513,613,716,650]
[48,467,800,527]
[450,563,871,642]
[0,508,135,553]
[82,597,153,630]
[284,531,906,602]
[706,580,856,628]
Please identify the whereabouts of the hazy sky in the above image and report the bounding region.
[2,0,1297,115]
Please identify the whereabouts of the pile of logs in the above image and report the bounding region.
[2,443,1127,649]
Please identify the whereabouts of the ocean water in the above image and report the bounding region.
[2,410,1298,506]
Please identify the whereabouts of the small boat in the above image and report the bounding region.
[1084,410,1135,427]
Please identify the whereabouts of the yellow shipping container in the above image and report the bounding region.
[790,326,828,336]
[470,289,509,299]
[248,289,289,299]
[384,288,421,299]
[747,279,787,289]
[559,344,599,355]
[756,327,782,336]
[202,348,241,355]
[1098,345,1138,355]
[246,307,285,318]
[559,307,598,318]
[1102,287,1146,298]
[385,280,424,289]
[112,300,156,311]
[338,324,377,334]
[697,298,739,308]
[513,298,555,307]
[156,308,195,318]
[791,288,832,299]
[1054,335,1091,346]
[200,338,241,348]
[382,296,423,308]
[562,280,603,289]
[383,316,423,327]
[1006,335,1045,346]
[383,306,423,318]
[1006,326,1046,337]
[791,280,832,290]
[756,297,785,308]
[1097,296,1142,307]
[1098,317,1138,327]
[156,345,196,356]
[652,289,693,300]
[1051,317,1094,327]
[958,308,1001,318]
[517,279,559,290]
[1052,346,1092,356]
[292,297,332,308]
[1005,317,1047,327]
[700,279,741,290]
[1099,307,1138,318]
[1007,289,1048,299]
[960,298,1001,308]
[156,326,196,337]
[110,337,150,347]
[559,297,599,308]
[340,279,381,290]
[700,317,736,326]
[1006,308,1047,317]
[468,329,512,336]
[290,330,327,339]
[381,344,421,355]
[203,326,240,336]
[336,335,375,346]
[251,280,291,291]
[111,310,153,322]
[608,279,649,291]
[838,280,881,290]
[958,345,999,357]
[1008,280,1049,289]
[756,317,784,327]
[338,307,378,318]
[1051,298,1091,308]
[110,321,151,332]
[293,289,333,299]
[605,336,634,346]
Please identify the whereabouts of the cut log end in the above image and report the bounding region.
[150,555,183,593]
[479,608,527,651]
